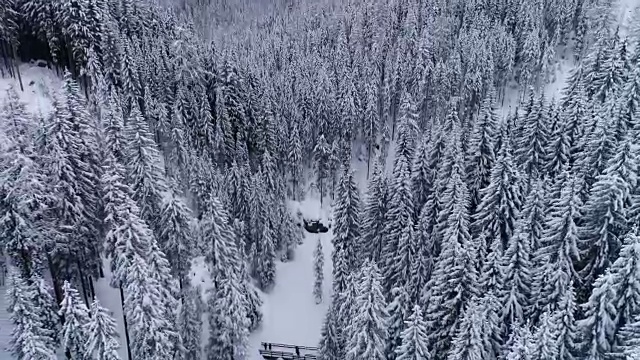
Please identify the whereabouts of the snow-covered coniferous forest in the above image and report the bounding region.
[1,0,640,359]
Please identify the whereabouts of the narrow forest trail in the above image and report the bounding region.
[246,199,334,358]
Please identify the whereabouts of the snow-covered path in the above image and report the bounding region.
[247,199,334,358]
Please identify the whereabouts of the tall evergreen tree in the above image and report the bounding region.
[466,90,498,213]
[424,150,477,359]
[361,158,389,264]
[59,281,90,360]
[578,137,637,297]
[313,237,325,304]
[206,276,249,360]
[499,189,535,331]
[577,272,618,360]
[6,270,57,360]
[179,285,203,360]
[124,102,167,236]
[472,137,522,251]
[386,286,411,360]
[395,305,431,360]
[157,188,193,288]
[84,299,121,360]
[345,261,388,360]
[332,166,361,293]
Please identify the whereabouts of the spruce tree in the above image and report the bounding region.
[519,94,550,185]
[499,193,535,331]
[466,90,498,213]
[345,261,388,360]
[578,138,636,297]
[382,114,416,293]
[59,281,90,360]
[125,254,175,360]
[158,188,193,288]
[84,299,121,360]
[396,305,431,360]
[314,134,331,205]
[533,172,581,316]
[313,237,325,304]
[30,276,60,350]
[206,276,249,360]
[472,137,522,251]
[411,135,432,215]
[7,270,57,360]
[386,286,411,360]
[179,285,203,360]
[361,158,389,264]
[424,154,477,359]
[447,298,489,360]
[504,324,535,360]
[319,303,342,360]
[332,166,361,293]
[577,272,617,360]
[607,229,640,341]
[124,101,167,236]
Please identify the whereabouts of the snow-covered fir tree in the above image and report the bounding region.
[179,285,203,360]
[313,237,325,304]
[396,305,431,360]
[345,261,388,360]
[59,281,90,360]
[84,299,121,360]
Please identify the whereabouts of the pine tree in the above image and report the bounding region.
[382,113,417,293]
[472,138,522,251]
[504,324,535,360]
[499,193,535,331]
[124,102,167,235]
[361,158,389,264]
[319,303,342,360]
[466,90,498,212]
[519,94,550,185]
[386,286,411,360]
[395,305,431,360]
[206,276,249,360]
[84,299,121,360]
[577,272,618,360]
[578,138,636,296]
[59,281,90,360]
[158,188,193,288]
[179,285,203,360]
[332,166,361,293]
[533,172,581,316]
[314,134,331,205]
[7,270,57,360]
[345,261,388,360]
[313,237,325,304]
[125,254,175,360]
[447,299,489,360]
[424,152,477,359]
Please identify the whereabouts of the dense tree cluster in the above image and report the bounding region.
[1,0,640,359]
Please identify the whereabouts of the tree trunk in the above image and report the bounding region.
[76,259,90,307]
[46,255,63,305]
[11,44,23,92]
[120,286,133,360]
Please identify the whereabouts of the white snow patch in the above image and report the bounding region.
[95,259,130,360]
[0,63,60,116]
